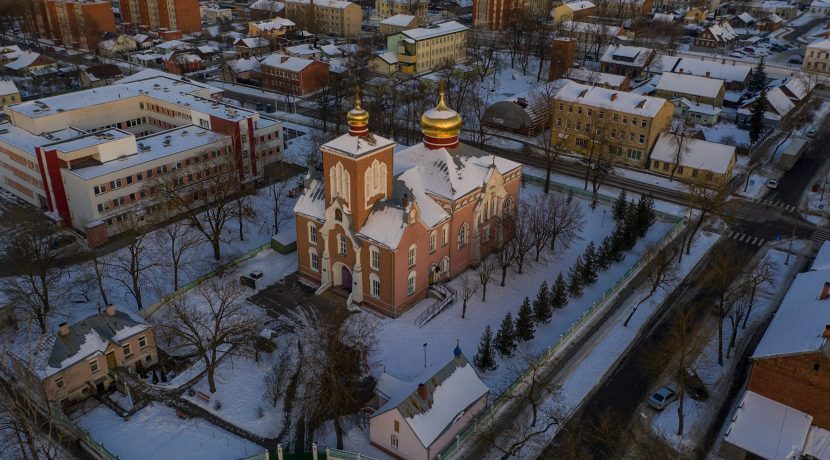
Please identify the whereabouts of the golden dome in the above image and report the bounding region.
[347,86,369,127]
[420,85,462,139]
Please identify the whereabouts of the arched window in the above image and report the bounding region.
[442,225,449,246]
[364,159,388,206]
[408,244,417,267]
[309,249,319,272]
[429,231,436,253]
[407,271,416,295]
[370,245,380,270]
[335,208,342,221]
[458,223,468,248]
[503,196,513,216]
[329,162,350,207]
[369,273,381,298]
[391,434,399,449]
[307,222,317,244]
[440,256,449,275]
[338,234,347,255]
[490,193,497,216]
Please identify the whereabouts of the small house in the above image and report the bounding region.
[649,134,736,186]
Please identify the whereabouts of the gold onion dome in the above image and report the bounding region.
[420,84,462,139]
[347,86,369,127]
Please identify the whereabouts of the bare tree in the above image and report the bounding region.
[623,243,679,327]
[268,177,293,234]
[704,243,748,365]
[103,212,157,310]
[458,272,478,319]
[1,219,69,333]
[510,203,536,274]
[528,195,553,262]
[661,307,707,436]
[88,249,109,306]
[665,121,694,182]
[495,217,517,287]
[153,278,264,393]
[263,344,293,407]
[739,255,776,329]
[477,254,497,302]
[548,194,585,253]
[155,220,204,292]
[727,295,751,358]
[684,179,730,255]
[534,85,568,194]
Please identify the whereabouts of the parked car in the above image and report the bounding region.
[808,127,818,137]
[744,47,755,53]
[730,51,746,58]
[648,386,678,410]
[255,103,264,111]
[683,367,709,401]
[766,178,779,189]
[789,55,804,64]
[250,270,264,280]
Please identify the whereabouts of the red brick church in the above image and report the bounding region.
[294,86,523,316]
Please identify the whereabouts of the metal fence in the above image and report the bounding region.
[437,204,686,460]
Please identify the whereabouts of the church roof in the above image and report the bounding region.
[322,131,396,157]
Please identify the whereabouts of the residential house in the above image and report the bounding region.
[248,18,297,41]
[369,51,399,75]
[810,0,830,14]
[386,21,468,75]
[376,0,428,25]
[654,55,753,90]
[654,72,726,107]
[757,13,783,32]
[285,43,322,59]
[9,305,157,406]
[282,0,361,37]
[553,1,597,22]
[749,0,799,19]
[673,98,721,125]
[0,80,20,108]
[566,67,631,91]
[163,50,203,75]
[737,77,813,127]
[379,14,419,36]
[221,57,263,84]
[369,350,489,460]
[730,11,756,29]
[234,37,272,58]
[0,45,23,66]
[200,2,233,23]
[599,44,656,79]
[804,38,830,74]
[694,21,737,48]
[261,54,329,95]
[551,82,674,168]
[649,134,735,186]
[684,6,708,23]
[4,52,57,76]
[250,0,286,20]
[79,64,125,88]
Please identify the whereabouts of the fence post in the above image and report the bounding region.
[277,444,283,460]
[312,443,317,460]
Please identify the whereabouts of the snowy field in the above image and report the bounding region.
[650,247,802,452]
[75,403,261,460]
[372,184,675,388]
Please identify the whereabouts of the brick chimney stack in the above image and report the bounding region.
[59,322,69,337]
[821,282,830,300]
[823,325,830,339]
[105,304,116,316]
[416,383,427,400]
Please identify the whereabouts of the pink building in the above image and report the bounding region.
[293,87,523,317]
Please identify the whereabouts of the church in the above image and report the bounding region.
[293,86,523,317]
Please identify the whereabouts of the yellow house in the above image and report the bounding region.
[684,6,708,23]
[248,18,297,40]
[283,0,361,36]
[375,0,428,25]
[553,0,597,22]
[551,82,674,169]
[0,80,20,107]
[369,51,399,75]
[387,21,468,75]
[649,133,736,187]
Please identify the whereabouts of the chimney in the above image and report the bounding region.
[822,282,830,300]
[402,193,409,208]
[105,304,116,316]
[610,93,618,101]
[416,383,428,400]
[823,325,830,339]
[705,71,710,78]
[59,322,70,337]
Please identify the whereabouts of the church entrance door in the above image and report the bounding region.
[341,265,352,293]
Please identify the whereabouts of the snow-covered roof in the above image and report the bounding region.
[564,0,595,11]
[653,12,675,22]
[0,79,19,96]
[804,426,830,459]
[261,54,318,72]
[285,0,353,8]
[753,267,830,359]
[656,72,724,99]
[811,0,830,7]
[651,134,734,174]
[5,51,46,71]
[197,45,217,54]
[252,18,296,31]
[377,51,398,64]
[234,37,270,48]
[0,45,23,61]
[737,12,755,23]
[358,204,408,247]
[286,44,319,56]
[723,391,812,460]
[322,131,396,158]
[555,81,671,118]
[706,22,737,42]
[371,353,488,449]
[229,57,262,73]
[401,21,468,41]
[154,40,188,50]
[294,176,325,221]
[251,0,285,11]
[765,86,796,116]
[566,68,628,87]
[676,97,722,116]
[765,13,783,23]
[808,38,830,50]
[380,14,416,26]
[600,45,653,68]
[656,55,752,83]
[812,241,830,271]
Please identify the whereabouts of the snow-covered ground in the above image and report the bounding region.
[650,246,803,452]
[698,122,750,150]
[74,402,261,460]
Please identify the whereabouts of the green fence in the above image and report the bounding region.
[437,213,686,460]
[139,241,272,319]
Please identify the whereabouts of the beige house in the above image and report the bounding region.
[379,14,418,36]
[369,352,488,460]
[248,18,297,41]
[0,80,20,108]
[552,81,674,168]
[804,38,830,74]
[654,72,726,107]
[283,0,361,36]
[375,0,428,25]
[12,305,157,406]
[387,21,468,75]
[369,51,399,75]
[553,0,596,22]
[649,134,736,187]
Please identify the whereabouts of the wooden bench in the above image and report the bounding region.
[194,391,211,403]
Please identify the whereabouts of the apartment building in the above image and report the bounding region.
[0,70,284,246]
[283,0,361,37]
[553,0,597,22]
[386,21,468,75]
[804,38,830,74]
[379,14,418,36]
[200,2,233,23]
[375,0,428,25]
[551,82,674,168]
[36,0,117,51]
[473,0,528,29]
[261,54,330,95]
[119,0,201,34]
[248,18,297,41]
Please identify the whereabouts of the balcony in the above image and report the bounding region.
[397,53,416,64]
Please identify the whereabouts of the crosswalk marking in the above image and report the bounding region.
[811,228,830,243]
[743,196,798,213]
[725,230,766,247]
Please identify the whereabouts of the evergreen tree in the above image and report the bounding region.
[581,241,599,285]
[474,326,498,371]
[635,194,656,238]
[550,273,569,311]
[612,189,628,220]
[516,297,536,342]
[749,58,767,94]
[749,86,768,145]
[494,313,517,358]
[533,280,552,324]
[596,236,614,271]
[567,257,585,298]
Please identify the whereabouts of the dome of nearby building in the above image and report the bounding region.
[420,86,462,141]
[347,86,369,136]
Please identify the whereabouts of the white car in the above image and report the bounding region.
[648,386,678,410]
[730,51,746,58]
[766,179,779,189]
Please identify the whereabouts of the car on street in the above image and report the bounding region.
[250,270,264,280]
[648,386,678,410]
[730,51,746,58]
[808,127,817,137]
[766,178,779,189]
[683,367,709,401]
[789,55,804,64]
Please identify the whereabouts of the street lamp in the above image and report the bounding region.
[423,343,428,368]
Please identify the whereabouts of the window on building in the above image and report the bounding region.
[89,360,99,373]
[458,224,468,248]
[639,134,646,144]
[335,208,342,221]
[407,271,416,295]
[627,149,642,160]
[394,420,400,432]
[138,336,147,348]
[339,234,347,255]
[429,232,436,253]
[370,274,381,298]
[442,225,448,245]
[408,244,416,267]
[310,251,319,272]
[309,224,317,244]
[391,435,399,449]
[122,344,132,357]
[483,225,490,242]
[575,138,588,147]
[55,377,65,389]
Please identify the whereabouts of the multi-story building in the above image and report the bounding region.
[0,80,20,108]
[653,56,753,90]
[293,88,522,316]
[282,0,361,37]
[0,70,284,246]
[9,305,157,406]
[375,0,428,26]
[261,54,330,95]
[549,38,576,81]
[119,0,201,34]
[200,2,233,23]
[553,0,597,22]
[654,72,726,107]
[248,18,297,41]
[35,0,117,51]
[250,0,286,20]
[804,38,830,74]
[386,21,468,75]
[551,82,674,168]
[473,0,528,29]
[379,14,418,37]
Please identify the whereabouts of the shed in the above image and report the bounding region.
[482,98,549,136]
